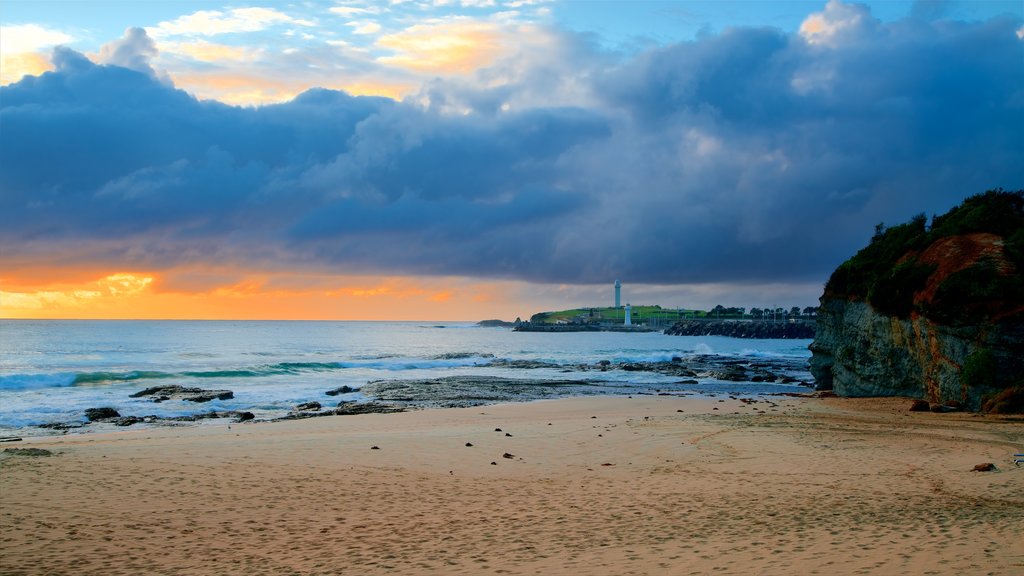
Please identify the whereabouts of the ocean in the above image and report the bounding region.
[0,320,813,435]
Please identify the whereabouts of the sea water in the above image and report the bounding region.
[0,320,813,435]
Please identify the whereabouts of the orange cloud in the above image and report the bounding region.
[0,273,153,315]
[0,52,52,85]
[376,20,518,74]
[160,39,255,63]
[169,71,410,105]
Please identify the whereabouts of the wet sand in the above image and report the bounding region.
[1,395,1022,575]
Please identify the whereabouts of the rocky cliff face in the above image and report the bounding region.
[810,190,1024,411]
[809,299,1022,409]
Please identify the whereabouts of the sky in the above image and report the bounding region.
[1,0,1022,321]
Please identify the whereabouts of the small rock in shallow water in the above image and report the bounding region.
[465,442,473,447]
[502,452,514,459]
[85,407,120,421]
[370,446,380,450]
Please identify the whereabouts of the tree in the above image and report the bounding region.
[803,306,818,317]
[790,306,801,318]
[751,307,763,319]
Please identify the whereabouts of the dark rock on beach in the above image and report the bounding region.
[85,407,120,421]
[113,416,145,427]
[295,402,322,411]
[131,385,234,403]
[4,448,53,457]
[361,375,600,407]
[909,399,931,412]
[325,385,357,396]
[334,402,405,415]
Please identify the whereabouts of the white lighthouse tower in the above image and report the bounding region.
[624,304,632,326]
[614,280,621,308]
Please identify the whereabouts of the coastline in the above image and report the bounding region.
[2,395,1022,575]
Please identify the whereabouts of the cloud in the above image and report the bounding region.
[799,0,879,46]
[348,21,383,35]
[376,19,521,74]
[146,7,312,38]
[0,23,74,85]
[0,23,73,53]
[96,27,165,81]
[1,1,1022,295]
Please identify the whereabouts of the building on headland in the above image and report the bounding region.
[624,304,632,326]
[614,280,621,308]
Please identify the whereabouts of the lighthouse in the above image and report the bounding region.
[625,304,632,326]
[614,280,621,308]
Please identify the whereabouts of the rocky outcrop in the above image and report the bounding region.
[665,320,814,339]
[130,385,234,403]
[809,299,1022,408]
[810,190,1024,411]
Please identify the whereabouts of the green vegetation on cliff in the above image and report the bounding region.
[825,189,1024,324]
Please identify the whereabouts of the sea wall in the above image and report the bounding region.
[809,298,1023,410]
[665,320,814,339]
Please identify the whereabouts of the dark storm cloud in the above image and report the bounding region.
[2,4,1022,285]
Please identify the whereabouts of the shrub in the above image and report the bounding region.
[961,349,996,390]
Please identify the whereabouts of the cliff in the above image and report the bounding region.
[810,190,1024,411]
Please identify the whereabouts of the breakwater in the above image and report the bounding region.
[665,320,815,339]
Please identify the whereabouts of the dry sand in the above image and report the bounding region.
[1,395,1022,575]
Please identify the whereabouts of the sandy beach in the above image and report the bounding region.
[2,395,1022,575]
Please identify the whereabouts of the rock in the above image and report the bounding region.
[130,385,233,403]
[981,387,1024,414]
[370,446,380,450]
[295,402,321,411]
[909,399,931,412]
[973,463,996,472]
[4,448,52,457]
[494,428,502,432]
[477,319,514,327]
[325,385,357,396]
[502,452,515,459]
[37,422,85,430]
[334,402,405,415]
[236,412,255,422]
[85,407,120,420]
[0,437,22,443]
[113,416,145,427]
[465,442,473,447]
